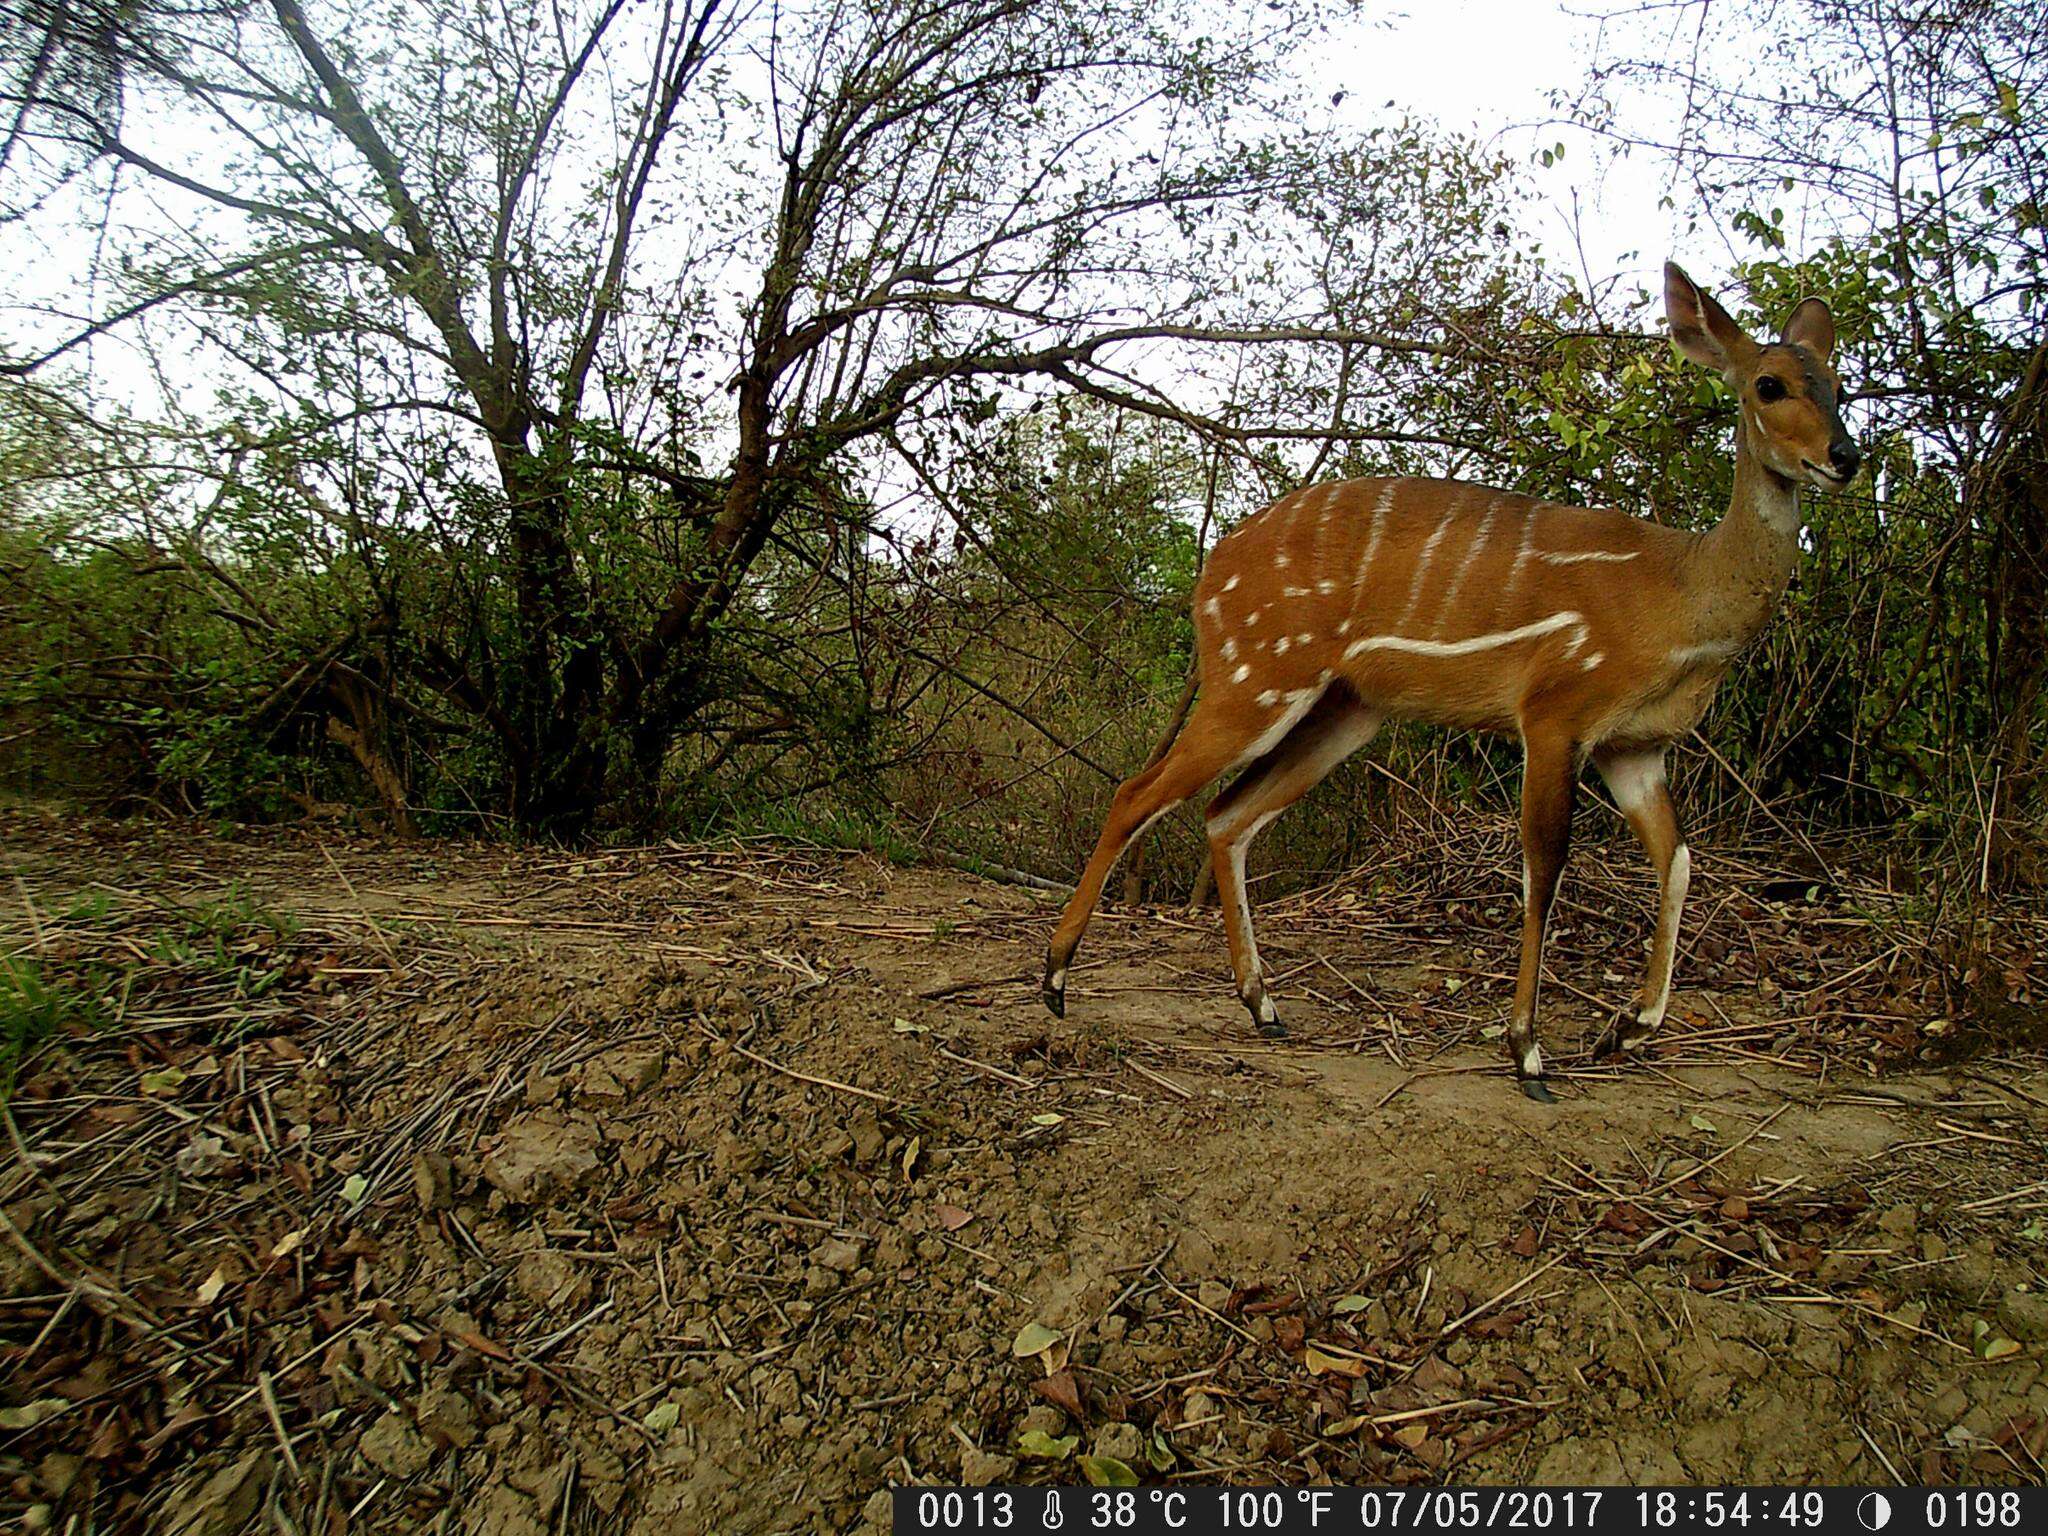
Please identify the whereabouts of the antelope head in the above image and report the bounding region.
[1665,261,1861,492]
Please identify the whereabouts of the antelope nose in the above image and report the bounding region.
[1829,440,1861,479]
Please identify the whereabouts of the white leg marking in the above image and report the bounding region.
[1599,750,1665,816]
[1520,1042,1543,1076]
[1342,610,1584,662]
[1638,842,1692,1026]
[1048,968,1066,990]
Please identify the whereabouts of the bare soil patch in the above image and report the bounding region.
[4,808,2047,1532]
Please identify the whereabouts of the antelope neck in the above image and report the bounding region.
[1680,413,1804,652]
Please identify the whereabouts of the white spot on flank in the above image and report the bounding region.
[1539,549,1641,565]
[1342,610,1584,662]
[1316,580,1336,595]
[1244,609,1260,626]
[1274,637,1291,655]
[1203,598,1221,620]
[1222,575,1240,592]
[1582,652,1604,670]
[1295,633,1313,646]
[1257,689,1280,706]
[1283,585,1309,597]
[1233,664,1251,683]
[1336,619,1351,635]
[1275,551,1291,568]
[1221,637,1238,661]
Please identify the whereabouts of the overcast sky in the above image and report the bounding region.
[3,1,1726,412]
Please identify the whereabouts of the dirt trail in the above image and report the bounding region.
[3,810,2047,1532]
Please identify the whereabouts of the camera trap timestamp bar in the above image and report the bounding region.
[895,1486,2041,1536]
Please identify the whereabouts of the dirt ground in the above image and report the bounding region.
[4,806,2048,1533]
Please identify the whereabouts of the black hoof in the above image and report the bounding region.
[1519,1077,1557,1103]
[1590,1011,1644,1060]
[1041,982,1065,1019]
[1256,1016,1289,1040]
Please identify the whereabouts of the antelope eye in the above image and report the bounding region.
[1755,375,1787,403]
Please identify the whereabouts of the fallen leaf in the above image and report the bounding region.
[1690,1113,1719,1133]
[1509,1224,1540,1258]
[1016,1429,1078,1461]
[642,1401,681,1432]
[891,1017,929,1034]
[1330,1294,1370,1314]
[1302,1344,1365,1377]
[1273,1314,1306,1353]
[0,1398,68,1430]
[140,1067,187,1096]
[1392,1422,1430,1450]
[901,1136,920,1179]
[1324,1412,1370,1436]
[934,1203,974,1231]
[1079,1454,1139,1486]
[340,1173,369,1207]
[1035,1368,1085,1420]
[196,1266,229,1306]
[451,1327,515,1362]
[1011,1322,1063,1358]
[1028,1112,1064,1128]
[270,1228,307,1260]
[1720,1195,1750,1221]
[1983,1338,2021,1361]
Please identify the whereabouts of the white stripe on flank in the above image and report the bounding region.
[1432,494,1502,636]
[1350,481,1398,600]
[1342,610,1584,663]
[1398,501,1458,625]
[1538,549,1641,566]
[1503,503,1542,599]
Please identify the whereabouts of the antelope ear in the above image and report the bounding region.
[1779,296,1836,363]
[1665,261,1756,373]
